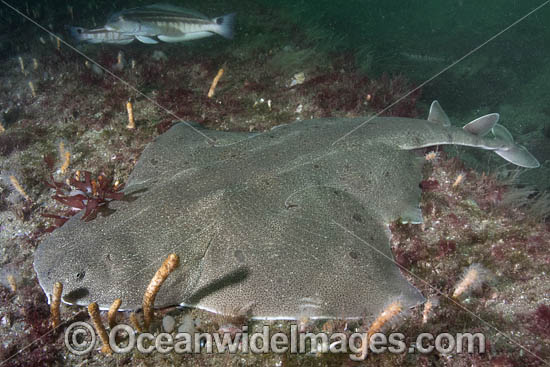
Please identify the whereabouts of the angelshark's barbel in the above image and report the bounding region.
[104,4,236,44]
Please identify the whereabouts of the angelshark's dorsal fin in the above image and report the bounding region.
[463,113,499,136]
[427,100,451,127]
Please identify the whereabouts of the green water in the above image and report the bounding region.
[1,0,549,187]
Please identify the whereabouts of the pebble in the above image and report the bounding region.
[162,315,175,333]
[178,314,195,334]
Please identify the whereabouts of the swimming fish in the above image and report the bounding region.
[104,4,236,44]
[33,101,539,320]
[67,26,135,45]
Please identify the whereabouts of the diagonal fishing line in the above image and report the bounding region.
[332,220,550,366]
[0,0,217,145]
[331,0,550,146]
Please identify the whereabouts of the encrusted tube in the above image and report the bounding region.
[356,300,402,360]
[9,175,31,202]
[453,263,486,299]
[207,68,224,98]
[28,81,36,97]
[7,275,16,292]
[50,282,63,328]
[143,253,180,330]
[18,56,25,74]
[126,101,135,129]
[108,298,122,329]
[88,302,112,354]
[60,151,71,174]
[130,312,143,333]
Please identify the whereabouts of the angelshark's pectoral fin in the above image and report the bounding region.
[399,206,423,224]
[427,100,451,127]
[491,124,540,168]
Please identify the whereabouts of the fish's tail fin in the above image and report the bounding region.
[462,114,540,168]
[212,12,236,39]
[491,124,540,168]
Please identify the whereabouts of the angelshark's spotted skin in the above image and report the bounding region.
[34,102,539,320]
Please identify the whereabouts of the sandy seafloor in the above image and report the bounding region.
[0,0,549,366]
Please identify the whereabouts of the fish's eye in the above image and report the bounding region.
[77,28,82,34]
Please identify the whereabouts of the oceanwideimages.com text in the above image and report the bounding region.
[65,322,485,360]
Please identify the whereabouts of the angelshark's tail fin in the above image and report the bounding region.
[429,101,540,168]
[490,124,540,168]
[461,111,540,168]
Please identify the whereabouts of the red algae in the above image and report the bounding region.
[42,171,124,232]
[420,179,439,191]
[530,304,550,338]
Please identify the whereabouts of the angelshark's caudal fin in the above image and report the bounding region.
[461,111,540,168]
[490,124,540,168]
[428,101,540,168]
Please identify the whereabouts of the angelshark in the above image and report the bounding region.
[33,101,539,320]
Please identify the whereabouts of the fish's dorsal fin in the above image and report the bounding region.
[144,4,209,19]
[492,123,514,143]
[427,100,451,127]
[463,113,499,136]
